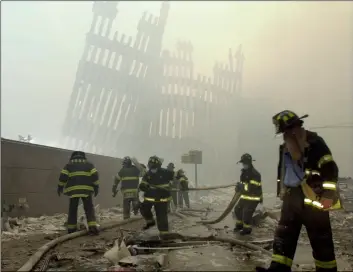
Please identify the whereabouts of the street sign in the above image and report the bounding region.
[181,150,202,164]
[181,150,203,189]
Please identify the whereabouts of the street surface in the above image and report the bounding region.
[2,189,353,271]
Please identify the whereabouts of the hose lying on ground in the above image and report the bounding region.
[188,184,235,191]
[17,217,143,272]
[182,234,272,256]
[181,208,210,213]
[172,211,188,220]
[147,232,272,256]
[178,210,201,217]
[196,191,241,224]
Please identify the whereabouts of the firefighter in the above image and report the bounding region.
[57,151,99,235]
[176,169,190,209]
[277,144,285,198]
[233,153,262,235]
[139,156,173,238]
[256,110,340,272]
[167,163,178,211]
[112,156,140,219]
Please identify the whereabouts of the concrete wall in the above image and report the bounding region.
[1,138,123,217]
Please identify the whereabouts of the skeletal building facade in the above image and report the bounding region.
[61,1,245,183]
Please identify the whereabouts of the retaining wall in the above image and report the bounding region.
[1,138,123,217]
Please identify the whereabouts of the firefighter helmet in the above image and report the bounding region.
[272,110,308,134]
[148,155,162,169]
[167,162,175,170]
[122,156,132,167]
[177,169,185,175]
[237,153,254,164]
[70,151,86,160]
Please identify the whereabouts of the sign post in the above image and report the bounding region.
[181,150,202,188]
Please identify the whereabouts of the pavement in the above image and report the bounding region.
[2,189,353,271]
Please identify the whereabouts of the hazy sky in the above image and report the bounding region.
[2,1,353,175]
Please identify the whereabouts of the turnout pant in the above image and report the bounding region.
[123,197,140,219]
[140,200,169,233]
[178,190,190,208]
[67,195,97,233]
[269,187,336,272]
[234,198,259,230]
[171,190,178,208]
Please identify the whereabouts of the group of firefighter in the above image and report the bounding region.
[57,110,341,272]
[57,153,191,238]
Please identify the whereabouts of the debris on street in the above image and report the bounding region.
[1,206,124,241]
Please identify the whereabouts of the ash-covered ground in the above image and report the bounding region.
[2,189,353,271]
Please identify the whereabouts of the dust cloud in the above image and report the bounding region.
[1,1,352,189]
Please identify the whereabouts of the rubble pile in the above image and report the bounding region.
[1,205,125,241]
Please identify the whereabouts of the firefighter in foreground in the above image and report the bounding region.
[167,162,178,211]
[256,110,340,272]
[112,156,140,219]
[233,153,262,235]
[139,156,173,237]
[58,151,99,235]
[176,169,190,209]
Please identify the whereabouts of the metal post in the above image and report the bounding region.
[194,163,198,188]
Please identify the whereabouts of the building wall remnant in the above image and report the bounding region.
[1,138,123,217]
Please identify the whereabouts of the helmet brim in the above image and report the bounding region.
[274,114,309,134]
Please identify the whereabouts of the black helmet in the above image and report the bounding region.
[237,153,254,164]
[167,162,175,170]
[272,110,308,134]
[70,151,86,160]
[122,156,132,167]
[148,155,162,169]
[177,169,185,175]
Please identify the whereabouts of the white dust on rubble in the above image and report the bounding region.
[191,188,276,209]
[1,205,125,241]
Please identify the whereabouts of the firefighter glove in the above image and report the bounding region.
[57,186,63,197]
[139,182,150,192]
[236,182,244,192]
[94,187,99,197]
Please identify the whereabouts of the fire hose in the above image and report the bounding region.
[196,191,241,224]
[18,208,272,272]
[18,186,270,271]
[17,217,143,272]
[187,184,235,191]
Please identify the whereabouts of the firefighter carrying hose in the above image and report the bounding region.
[256,110,341,272]
[139,156,174,238]
[176,169,190,209]
[57,151,99,235]
[233,153,262,235]
[112,156,140,219]
[167,162,178,211]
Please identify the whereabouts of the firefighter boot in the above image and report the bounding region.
[142,220,156,230]
[159,232,173,240]
[239,226,252,235]
[68,228,77,234]
[255,267,270,272]
[88,226,99,235]
[233,221,243,232]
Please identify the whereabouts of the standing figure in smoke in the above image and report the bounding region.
[257,110,340,272]
[57,151,99,235]
[176,169,190,209]
[139,156,173,238]
[233,153,263,235]
[112,156,141,219]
